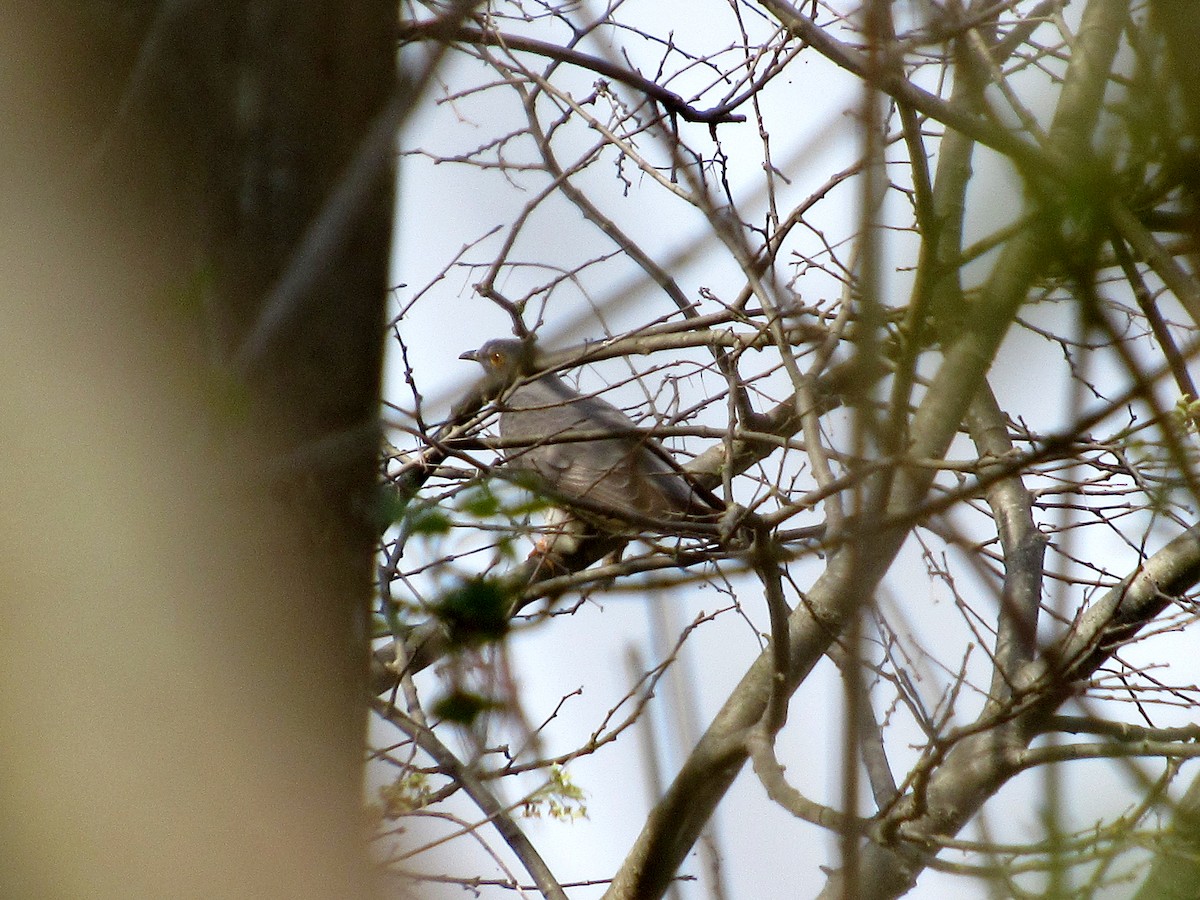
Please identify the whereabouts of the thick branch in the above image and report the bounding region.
[965,385,1045,704]
[759,0,1066,179]
[610,0,1133,892]
[843,523,1200,899]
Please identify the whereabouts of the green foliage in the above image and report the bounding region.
[455,481,502,517]
[374,484,412,531]
[521,766,588,822]
[502,471,557,511]
[1173,395,1200,434]
[432,575,513,647]
[376,770,434,819]
[403,498,453,536]
[458,476,556,518]
[431,688,505,726]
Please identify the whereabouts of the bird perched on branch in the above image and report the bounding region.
[460,338,722,548]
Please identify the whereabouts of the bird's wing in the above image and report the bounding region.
[550,382,719,517]
[498,374,712,524]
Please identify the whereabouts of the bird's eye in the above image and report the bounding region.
[490,352,504,366]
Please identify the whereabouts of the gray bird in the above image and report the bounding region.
[460,339,720,539]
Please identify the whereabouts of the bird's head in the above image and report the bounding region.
[459,338,538,395]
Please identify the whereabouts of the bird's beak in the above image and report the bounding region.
[459,349,479,361]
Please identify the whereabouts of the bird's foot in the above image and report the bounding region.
[527,539,571,578]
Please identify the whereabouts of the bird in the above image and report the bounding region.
[459,338,721,547]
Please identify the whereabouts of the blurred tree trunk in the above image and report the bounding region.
[1130,5,1200,898]
[0,4,394,897]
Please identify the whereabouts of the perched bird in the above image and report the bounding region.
[460,338,720,544]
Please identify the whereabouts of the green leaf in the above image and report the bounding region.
[374,485,411,529]
[457,482,501,518]
[521,765,589,822]
[431,689,503,726]
[377,770,434,818]
[433,576,512,647]
[404,501,452,536]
